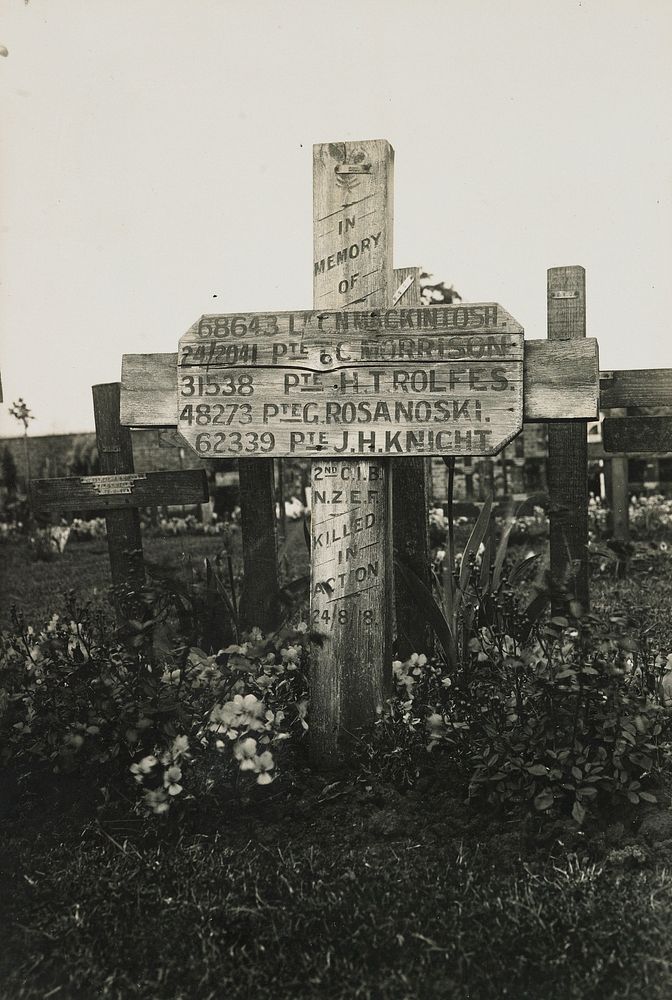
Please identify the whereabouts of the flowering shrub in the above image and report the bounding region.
[629,494,672,542]
[0,602,309,816]
[69,517,107,541]
[587,495,609,540]
[143,513,231,537]
[128,628,309,813]
[428,507,469,550]
[506,505,550,544]
[28,525,71,561]
[381,610,672,824]
[0,520,22,543]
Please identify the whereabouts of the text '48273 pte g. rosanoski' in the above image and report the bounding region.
[176,304,524,459]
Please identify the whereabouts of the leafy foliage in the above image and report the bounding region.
[0,583,309,816]
[380,603,672,825]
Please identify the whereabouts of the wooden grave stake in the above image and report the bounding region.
[30,382,208,622]
[238,458,280,632]
[310,140,395,762]
[547,266,590,610]
[390,266,432,658]
[602,407,630,541]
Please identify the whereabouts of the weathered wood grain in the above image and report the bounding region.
[602,408,629,540]
[603,415,672,454]
[310,139,394,763]
[31,469,208,512]
[391,267,431,658]
[92,382,146,618]
[546,266,590,610]
[600,369,672,410]
[175,361,523,459]
[524,338,599,420]
[121,353,176,427]
[180,305,524,356]
[121,337,599,429]
[238,458,280,633]
[174,301,525,459]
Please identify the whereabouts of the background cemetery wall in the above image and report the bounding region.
[2,417,671,511]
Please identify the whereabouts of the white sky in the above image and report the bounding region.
[1,0,670,437]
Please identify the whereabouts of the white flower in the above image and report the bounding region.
[130,754,158,783]
[209,694,266,733]
[164,766,183,796]
[254,751,275,785]
[171,735,189,757]
[144,789,170,815]
[234,737,259,771]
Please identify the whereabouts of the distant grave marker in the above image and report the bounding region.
[31,383,208,620]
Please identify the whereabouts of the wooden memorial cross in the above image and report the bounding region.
[30,382,208,620]
[175,140,526,761]
[599,368,672,540]
[119,139,600,764]
[546,266,590,610]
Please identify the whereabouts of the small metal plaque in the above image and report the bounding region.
[81,473,147,496]
[550,291,579,299]
[391,274,415,306]
[334,164,371,174]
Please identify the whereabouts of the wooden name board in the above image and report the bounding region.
[176,305,524,458]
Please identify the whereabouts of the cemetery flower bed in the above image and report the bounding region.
[2,522,672,998]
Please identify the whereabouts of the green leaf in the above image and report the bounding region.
[492,514,515,592]
[394,557,457,668]
[534,788,554,811]
[627,791,640,804]
[509,552,541,586]
[479,522,494,594]
[572,799,586,824]
[639,791,658,803]
[278,575,311,607]
[526,764,548,776]
[459,494,493,597]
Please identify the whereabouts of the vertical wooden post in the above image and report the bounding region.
[604,410,630,541]
[277,459,287,545]
[391,266,431,658]
[310,139,394,763]
[547,266,590,610]
[92,383,145,619]
[238,458,280,633]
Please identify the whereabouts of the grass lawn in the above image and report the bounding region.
[1,527,672,998]
[2,767,672,1000]
[0,520,310,631]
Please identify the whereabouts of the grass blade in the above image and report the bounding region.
[395,556,457,668]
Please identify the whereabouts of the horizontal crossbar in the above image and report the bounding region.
[602,415,672,455]
[600,369,672,409]
[120,338,600,428]
[31,469,208,513]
